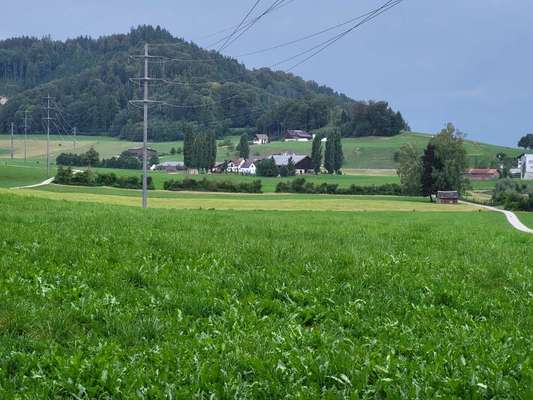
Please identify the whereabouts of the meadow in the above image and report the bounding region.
[0,193,532,398]
[4,185,481,212]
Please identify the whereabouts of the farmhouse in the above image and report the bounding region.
[151,161,185,172]
[282,130,313,142]
[226,158,245,173]
[253,134,269,145]
[464,168,499,180]
[436,191,459,204]
[518,154,533,180]
[271,153,313,175]
[123,147,158,160]
[240,159,258,175]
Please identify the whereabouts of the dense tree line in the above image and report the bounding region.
[164,178,262,193]
[56,148,152,169]
[0,25,408,141]
[275,178,405,196]
[398,123,468,196]
[55,166,154,189]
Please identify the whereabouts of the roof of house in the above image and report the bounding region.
[437,191,459,199]
[159,161,184,167]
[271,154,308,166]
[255,134,268,139]
[125,147,157,154]
[283,130,313,139]
[241,159,258,169]
[465,168,499,175]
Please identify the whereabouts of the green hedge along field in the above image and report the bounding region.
[0,194,532,398]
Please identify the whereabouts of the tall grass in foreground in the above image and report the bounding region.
[0,194,532,398]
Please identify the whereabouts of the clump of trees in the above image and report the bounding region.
[255,157,296,177]
[518,134,533,150]
[55,166,154,189]
[56,148,145,170]
[324,130,343,174]
[183,130,217,172]
[492,179,533,211]
[275,178,404,196]
[397,123,468,196]
[164,178,262,193]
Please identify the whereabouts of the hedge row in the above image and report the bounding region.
[275,178,405,196]
[164,178,262,193]
[55,166,154,190]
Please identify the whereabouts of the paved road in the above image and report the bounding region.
[460,201,533,234]
[11,177,55,190]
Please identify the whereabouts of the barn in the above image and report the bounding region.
[436,191,459,204]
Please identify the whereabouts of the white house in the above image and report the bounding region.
[240,159,258,175]
[226,159,245,173]
[253,134,269,145]
[519,154,533,180]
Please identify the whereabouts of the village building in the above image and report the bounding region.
[436,191,459,204]
[464,168,499,180]
[240,159,258,175]
[282,130,313,142]
[123,147,158,160]
[271,153,313,175]
[518,154,533,180]
[226,158,245,173]
[151,161,185,172]
[253,134,269,145]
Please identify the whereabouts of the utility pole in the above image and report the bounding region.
[43,94,53,177]
[142,43,149,209]
[10,122,14,159]
[73,127,77,150]
[24,110,28,162]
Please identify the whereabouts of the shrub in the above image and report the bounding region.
[164,178,262,193]
[275,178,405,196]
[55,168,153,190]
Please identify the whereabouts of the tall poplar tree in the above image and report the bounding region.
[324,133,335,174]
[237,134,250,159]
[311,134,322,174]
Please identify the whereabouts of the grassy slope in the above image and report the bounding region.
[1,133,522,170]
[0,194,532,398]
[0,164,50,188]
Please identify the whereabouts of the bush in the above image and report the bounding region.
[164,178,262,193]
[492,178,533,211]
[275,178,405,196]
[55,167,153,190]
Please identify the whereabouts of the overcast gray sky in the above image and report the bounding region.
[1,0,531,146]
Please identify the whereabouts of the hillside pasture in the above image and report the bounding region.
[0,194,532,398]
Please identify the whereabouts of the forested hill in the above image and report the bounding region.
[0,25,409,141]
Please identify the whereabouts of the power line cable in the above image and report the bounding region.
[267,0,403,70]
[217,0,264,52]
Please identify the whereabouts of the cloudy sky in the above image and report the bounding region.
[1,0,531,146]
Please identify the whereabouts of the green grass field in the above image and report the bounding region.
[1,132,521,170]
[0,164,51,188]
[0,193,532,398]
